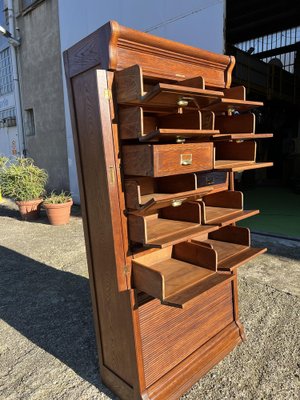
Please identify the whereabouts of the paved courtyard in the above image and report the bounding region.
[0,199,299,400]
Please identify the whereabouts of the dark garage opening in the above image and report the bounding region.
[225,0,300,238]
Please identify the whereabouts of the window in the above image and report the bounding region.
[21,0,44,12]
[235,26,300,74]
[0,107,16,127]
[24,108,35,136]
[0,1,9,51]
[0,48,13,95]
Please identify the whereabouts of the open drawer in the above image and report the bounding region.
[203,86,263,114]
[118,106,218,141]
[132,241,233,308]
[122,142,213,177]
[125,174,214,214]
[214,141,273,171]
[128,201,217,248]
[115,64,224,107]
[191,225,267,272]
[214,113,273,141]
[198,190,259,226]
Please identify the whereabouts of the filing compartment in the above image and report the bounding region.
[198,190,259,226]
[127,201,217,247]
[122,142,214,177]
[118,107,218,141]
[115,64,224,107]
[191,225,267,272]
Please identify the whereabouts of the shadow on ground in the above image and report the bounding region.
[0,245,114,399]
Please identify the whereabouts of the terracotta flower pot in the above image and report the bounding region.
[16,199,43,221]
[44,200,73,225]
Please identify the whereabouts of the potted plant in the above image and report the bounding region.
[0,156,8,203]
[0,157,48,220]
[43,191,73,225]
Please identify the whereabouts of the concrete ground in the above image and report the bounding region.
[0,199,299,400]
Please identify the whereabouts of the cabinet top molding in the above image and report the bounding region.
[64,20,235,89]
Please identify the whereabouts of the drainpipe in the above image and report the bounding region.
[7,0,25,156]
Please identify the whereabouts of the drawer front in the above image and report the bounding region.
[138,278,234,387]
[197,171,228,187]
[154,143,213,176]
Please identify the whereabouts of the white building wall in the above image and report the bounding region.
[58,0,225,203]
[0,0,20,159]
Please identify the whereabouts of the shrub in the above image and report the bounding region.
[0,157,48,201]
[43,191,72,204]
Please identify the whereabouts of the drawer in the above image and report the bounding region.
[118,106,218,141]
[198,190,259,226]
[216,113,255,134]
[128,201,217,248]
[122,142,214,177]
[196,171,228,190]
[214,141,273,172]
[115,64,223,107]
[213,114,272,140]
[191,225,267,272]
[124,174,214,214]
[132,241,233,308]
[202,87,263,114]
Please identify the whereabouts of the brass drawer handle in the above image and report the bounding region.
[180,154,192,166]
[171,199,185,207]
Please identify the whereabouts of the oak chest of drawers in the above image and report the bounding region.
[64,20,272,400]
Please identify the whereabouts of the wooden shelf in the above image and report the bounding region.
[119,107,219,141]
[128,201,217,248]
[214,140,273,171]
[141,83,224,108]
[139,129,220,142]
[132,241,232,308]
[115,65,224,107]
[203,98,264,114]
[199,190,259,226]
[214,160,274,172]
[212,133,273,141]
[125,173,228,214]
[191,226,267,272]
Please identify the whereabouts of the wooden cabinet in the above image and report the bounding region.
[64,20,273,400]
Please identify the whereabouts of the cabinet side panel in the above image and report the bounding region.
[70,68,138,386]
[139,280,234,387]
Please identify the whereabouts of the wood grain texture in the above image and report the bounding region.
[124,175,213,215]
[128,201,208,247]
[204,98,264,113]
[138,279,235,387]
[223,85,246,100]
[215,113,255,133]
[203,190,243,208]
[215,140,256,161]
[122,143,214,177]
[67,68,143,390]
[214,160,274,172]
[64,20,270,400]
[145,321,242,399]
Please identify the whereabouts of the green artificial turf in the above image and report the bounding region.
[238,186,300,239]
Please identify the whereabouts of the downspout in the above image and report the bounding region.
[7,0,25,156]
